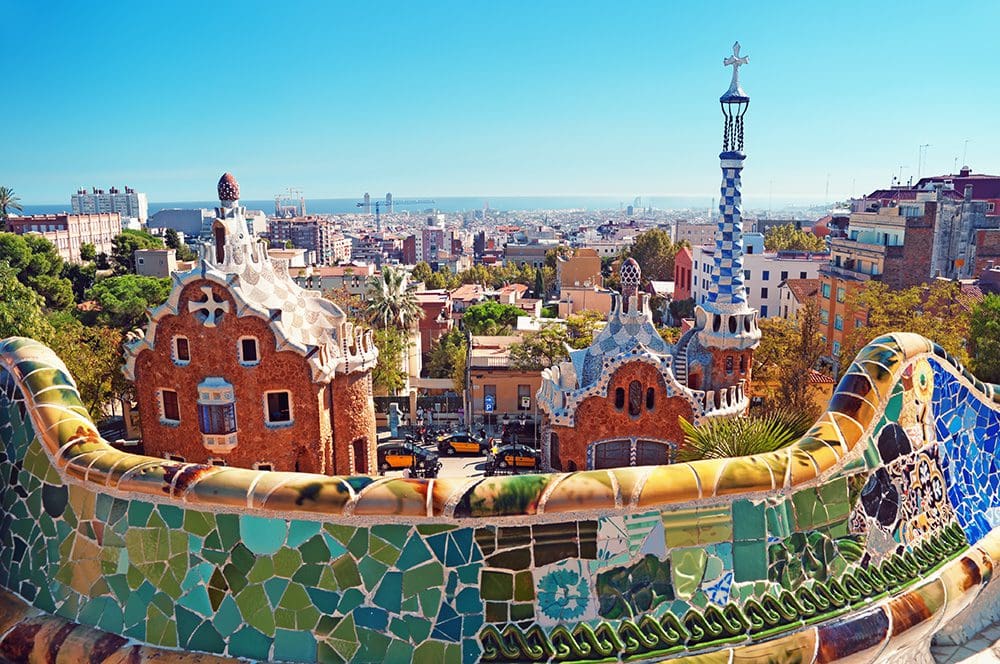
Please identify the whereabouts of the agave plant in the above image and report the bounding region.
[677,409,814,462]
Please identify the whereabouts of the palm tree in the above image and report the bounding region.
[677,409,814,462]
[0,187,23,229]
[366,265,424,330]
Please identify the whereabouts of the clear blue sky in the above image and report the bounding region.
[5,0,999,204]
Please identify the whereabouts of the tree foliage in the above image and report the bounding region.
[0,186,22,226]
[969,294,1000,384]
[366,266,423,330]
[371,326,408,395]
[79,242,97,262]
[764,225,827,253]
[623,228,681,281]
[0,232,74,310]
[840,281,970,370]
[111,229,164,275]
[46,312,130,418]
[462,301,523,336]
[83,275,172,331]
[425,327,467,392]
[508,310,605,370]
[754,300,828,417]
[0,262,55,341]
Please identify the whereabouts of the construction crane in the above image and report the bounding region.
[274,187,306,217]
[356,198,435,232]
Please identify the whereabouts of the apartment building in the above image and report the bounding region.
[267,216,349,265]
[72,186,148,223]
[6,212,121,263]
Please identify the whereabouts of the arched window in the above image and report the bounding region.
[725,356,734,374]
[628,380,642,416]
[213,224,226,263]
[614,387,625,410]
[739,355,747,373]
[646,387,655,410]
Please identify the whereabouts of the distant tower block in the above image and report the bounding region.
[363,192,371,214]
[695,41,760,353]
[385,193,393,213]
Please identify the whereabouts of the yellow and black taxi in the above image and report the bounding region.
[437,431,488,456]
[377,441,441,475]
[485,444,540,475]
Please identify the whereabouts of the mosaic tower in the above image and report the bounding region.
[695,42,761,354]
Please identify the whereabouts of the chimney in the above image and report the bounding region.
[960,166,972,177]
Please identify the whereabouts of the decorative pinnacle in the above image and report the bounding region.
[721,42,749,101]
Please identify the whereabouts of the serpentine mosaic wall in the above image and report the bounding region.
[1,334,1000,663]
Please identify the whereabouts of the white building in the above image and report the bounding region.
[673,222,717,247]
[691,233,828,318]
[72,186,149,224]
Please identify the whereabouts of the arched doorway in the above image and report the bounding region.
[588,437,676,470]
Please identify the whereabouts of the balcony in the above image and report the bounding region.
[820,263,882,282]
[202,432,238,454]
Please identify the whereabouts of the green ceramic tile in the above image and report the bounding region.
[732,499,766,540]
[733,540,768,582]
[239,515,287,555]
[671,548,707,599]
[287,520,322,548]
[513,571,534,601]
[480,570,513,601]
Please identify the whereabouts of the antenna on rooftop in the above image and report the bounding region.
[963,139,971,166]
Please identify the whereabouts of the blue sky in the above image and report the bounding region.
[4,1,999,204]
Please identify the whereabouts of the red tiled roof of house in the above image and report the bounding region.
[784,278,821,303]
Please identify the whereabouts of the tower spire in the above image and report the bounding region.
[694,43,760,353]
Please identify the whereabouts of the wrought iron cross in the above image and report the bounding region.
[188,286,230,327]
[724,42,749,88]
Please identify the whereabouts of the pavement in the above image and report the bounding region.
[933,623,1000,663]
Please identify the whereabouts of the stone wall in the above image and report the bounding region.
[548,360,694,470]
[331,372,377,476]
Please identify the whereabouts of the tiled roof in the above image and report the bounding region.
[784,278,821,303]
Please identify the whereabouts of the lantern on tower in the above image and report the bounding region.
[720,42,750,154]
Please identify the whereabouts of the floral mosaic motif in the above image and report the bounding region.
[536,560,592,622]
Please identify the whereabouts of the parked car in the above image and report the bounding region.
[485,444,540,475]
[377,441,441,475]
[437,431,488,456]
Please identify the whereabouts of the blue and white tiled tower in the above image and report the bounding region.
[695,42,761,353]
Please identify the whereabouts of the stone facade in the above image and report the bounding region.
[125,173,378,476]
[548,360,694,471]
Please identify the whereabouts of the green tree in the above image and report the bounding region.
[371,326,408,395]
[969,294,1000,384]
[764,225,827,253]
[754,300,828,418]
[533,269,545,299]
[164,228,181,249]
[79,242,97,262]
[564,310,605,348]
[64,261,97,302]
[111,229,164,274]
[0,187,23,228]
[0,262,55,340]
[841,280,970,371]
[0,232,74,310]
[46,311,128,418]
[669,297,696,324]
[544,246,571,269]
[366,266,423,330]
[461,301,523,335]
[411,261,434,284]
[624,228,680,281]
[508,311,605,371]
[84,275,172,330]
[425,328,467,392]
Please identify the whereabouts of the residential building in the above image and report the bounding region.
[673,222,717,247]
[466,335,542,429]
[449,283,486,313]
[5,212,121,263]
[777,278,820,320]
[402,235,417,264]
[581,239,631,258]
[915,165,1000,221]
[123,173,379,475]
[556,286,613,318]
[267,216,349,265]
[504,243,552,269]
[294,263,378,310]
[673,246,694,301]
[556,248,602,295]
[72,186,148,223]
[691,233,827,318]
[134,248,178,278]
[414,290,454,354]
[422,215,446,262]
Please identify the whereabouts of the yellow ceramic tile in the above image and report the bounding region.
[606,466,647,506]
[731,626,817,663]
[253,474,352,515]
[637,464,702,507]
[541,471,617,513]
[714,456,777,496]
[352,479,429,516]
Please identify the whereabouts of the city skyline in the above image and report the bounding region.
[6,0,1000,203]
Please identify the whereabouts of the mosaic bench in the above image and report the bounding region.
[1,332,1000,663]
